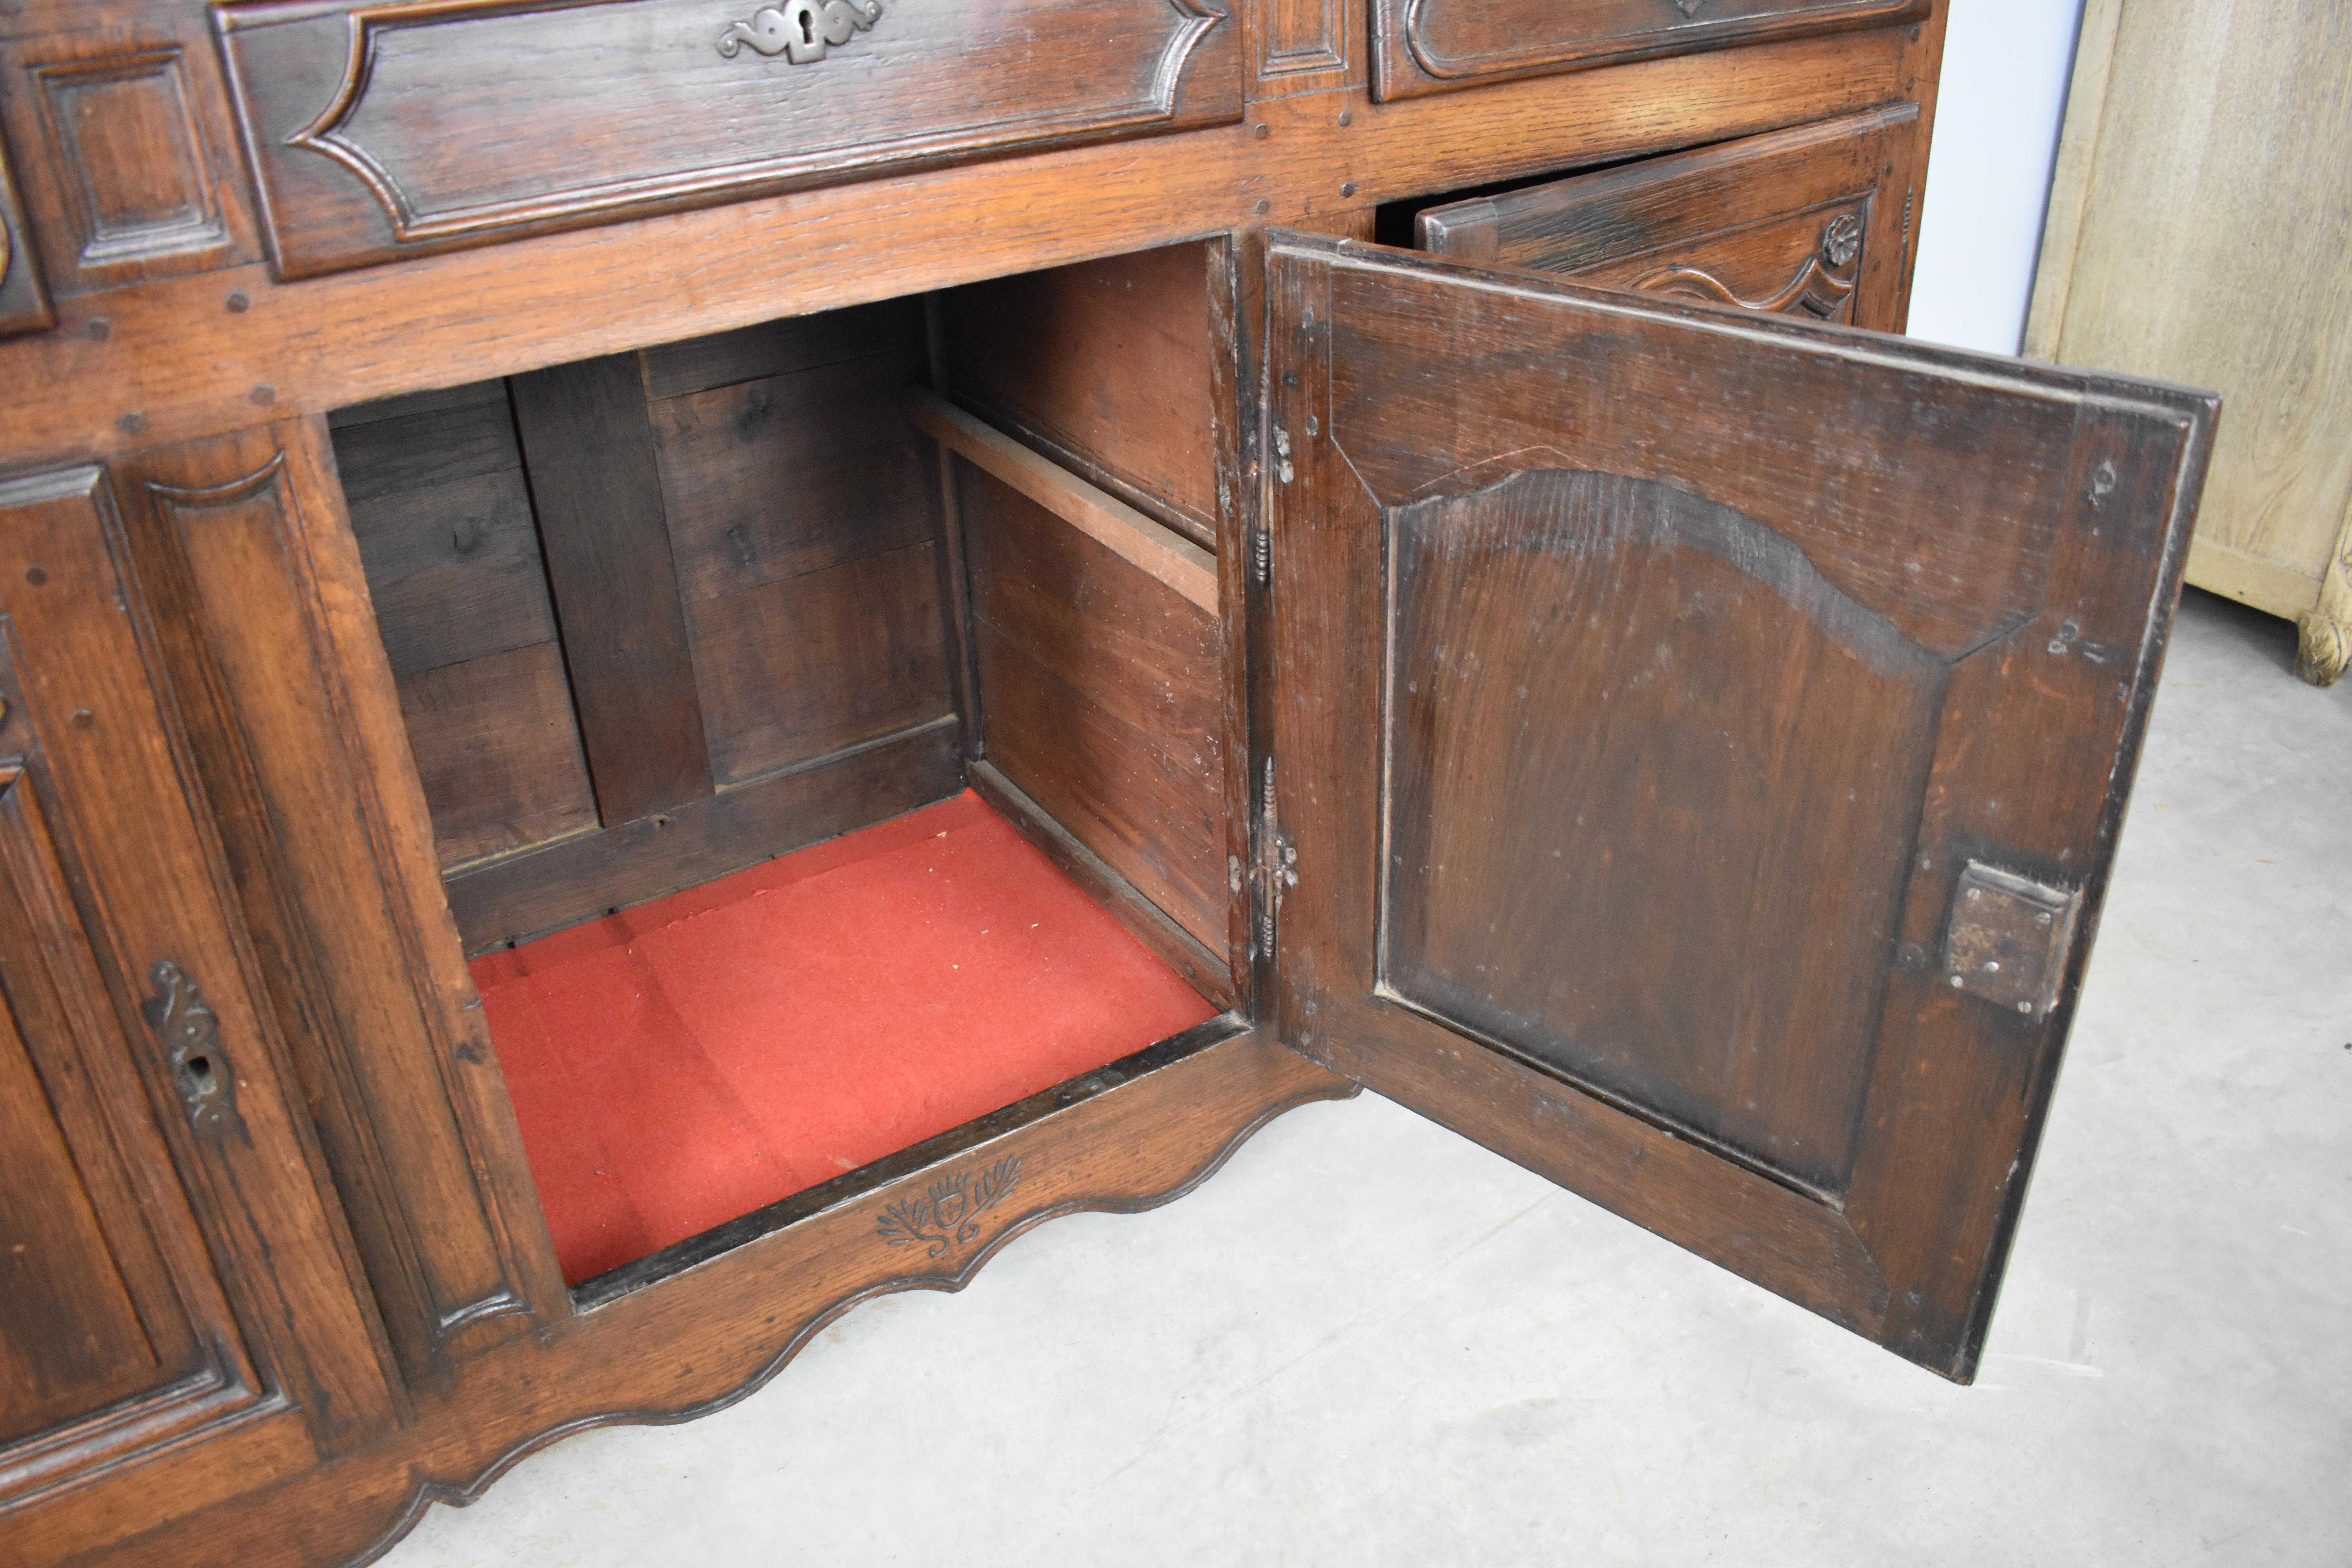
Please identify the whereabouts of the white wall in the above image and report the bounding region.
[1906,0,2088,354]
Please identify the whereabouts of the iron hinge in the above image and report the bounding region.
[1251,757,1297,956]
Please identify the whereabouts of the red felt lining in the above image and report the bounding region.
[472,790,1219,1285]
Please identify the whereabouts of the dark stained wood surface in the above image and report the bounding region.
[2,25,1932,470]
[943,242,1223,548]
[651,307,948,786]
[1416,103,1927,331]
[508,354,715,828]
[0,460,393,1546]
[955,457,1227,955]
[332,381,600,869]
[113,419,566,1385]
[445,717,965,953]
[0,19,258,294]
[0,7,1969,1559]
[215,0,1245,277]
[68,1022,1351,1568]
[1263,231,2215,1379]
[1370,0,1922,100]
[970,762,1235,1011]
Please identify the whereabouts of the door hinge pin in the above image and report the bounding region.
[1251,757,1298,956]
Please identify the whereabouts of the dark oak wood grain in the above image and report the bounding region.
[72,1022,1351,1568]
[0,461,393,1555]
[508,354,714,829]
[1370,0,1924,100]
[943,241,1224,548]
[1415,103,1927,331]
[2,26,1927,468]
[332,380,600,871]
[953,454,1227,956]
[1263,231,2214,1380]
[0,20,256,292]
[215,0,1245,277]
[445,717,965,953]
[970,762,1235,1011]
[112,419,566,1385]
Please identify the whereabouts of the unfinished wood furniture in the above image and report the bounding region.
[0,3,2219,1564]
[2028,0,2352,686]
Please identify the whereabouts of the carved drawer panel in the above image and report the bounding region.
[216,0,1244,279]
[1369,0,1924,102]
[1414,105,1926,335]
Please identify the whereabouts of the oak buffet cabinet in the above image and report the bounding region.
[0,3,2216,1564]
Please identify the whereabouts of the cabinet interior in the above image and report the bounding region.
[327,239,1235,1294]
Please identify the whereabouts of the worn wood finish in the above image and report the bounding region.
[1416,103,1925,332]
[76,1023,1352,1568]
[446,717,965,953]
[970,762,1235,1011]
[215,0,1245,278]
[3,26,1926,469]
[655,313,947,786]
[0,134,53,336]
[0,7,1989,1561]
[508,355,714,827]
[905,389,1219,612]
[0,461,394,1561]
[1370,0,1922,100]
[953,455,1227,955]
[330,383,599,871]
[1264,233,2215,1379]
[110,419,566,1385]
[1249,0,1361,99]
[2026,0,2352,685]
[942,242,1223,547]
[0,18,256,293]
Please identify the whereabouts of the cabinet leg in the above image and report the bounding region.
[2295,524,2352,687]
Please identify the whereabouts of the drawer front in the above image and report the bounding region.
[1370,0,1923,102]
[1415,105,1925,333]
[216,0,1243,279]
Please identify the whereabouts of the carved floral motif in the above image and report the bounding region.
[1819,211,1863,267]
[875,1154,1024,1256]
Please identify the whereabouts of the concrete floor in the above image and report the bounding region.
[387,588,2350,1568]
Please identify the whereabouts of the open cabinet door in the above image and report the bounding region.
[1260,232,2216,1380]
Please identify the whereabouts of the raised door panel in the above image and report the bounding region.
[1416,105,1925,332]
[111,421,569,1387]
[1369,0,1923,101]
[1262,234,2215,1379]
[0,465,391,1557]
[215,0,1244,278]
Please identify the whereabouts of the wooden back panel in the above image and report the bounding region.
[332,302,962,952]
[942,242,1223,550]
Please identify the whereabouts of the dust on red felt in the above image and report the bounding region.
[470,790,1219,1285]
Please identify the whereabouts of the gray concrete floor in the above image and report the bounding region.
[388,588,2350,1567]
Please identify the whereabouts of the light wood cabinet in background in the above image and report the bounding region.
[2028,0,2352,685]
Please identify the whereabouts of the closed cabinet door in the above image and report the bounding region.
[1414,106,1927,332]
[1260,232,2215,1380]
[0,466,391,1558]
